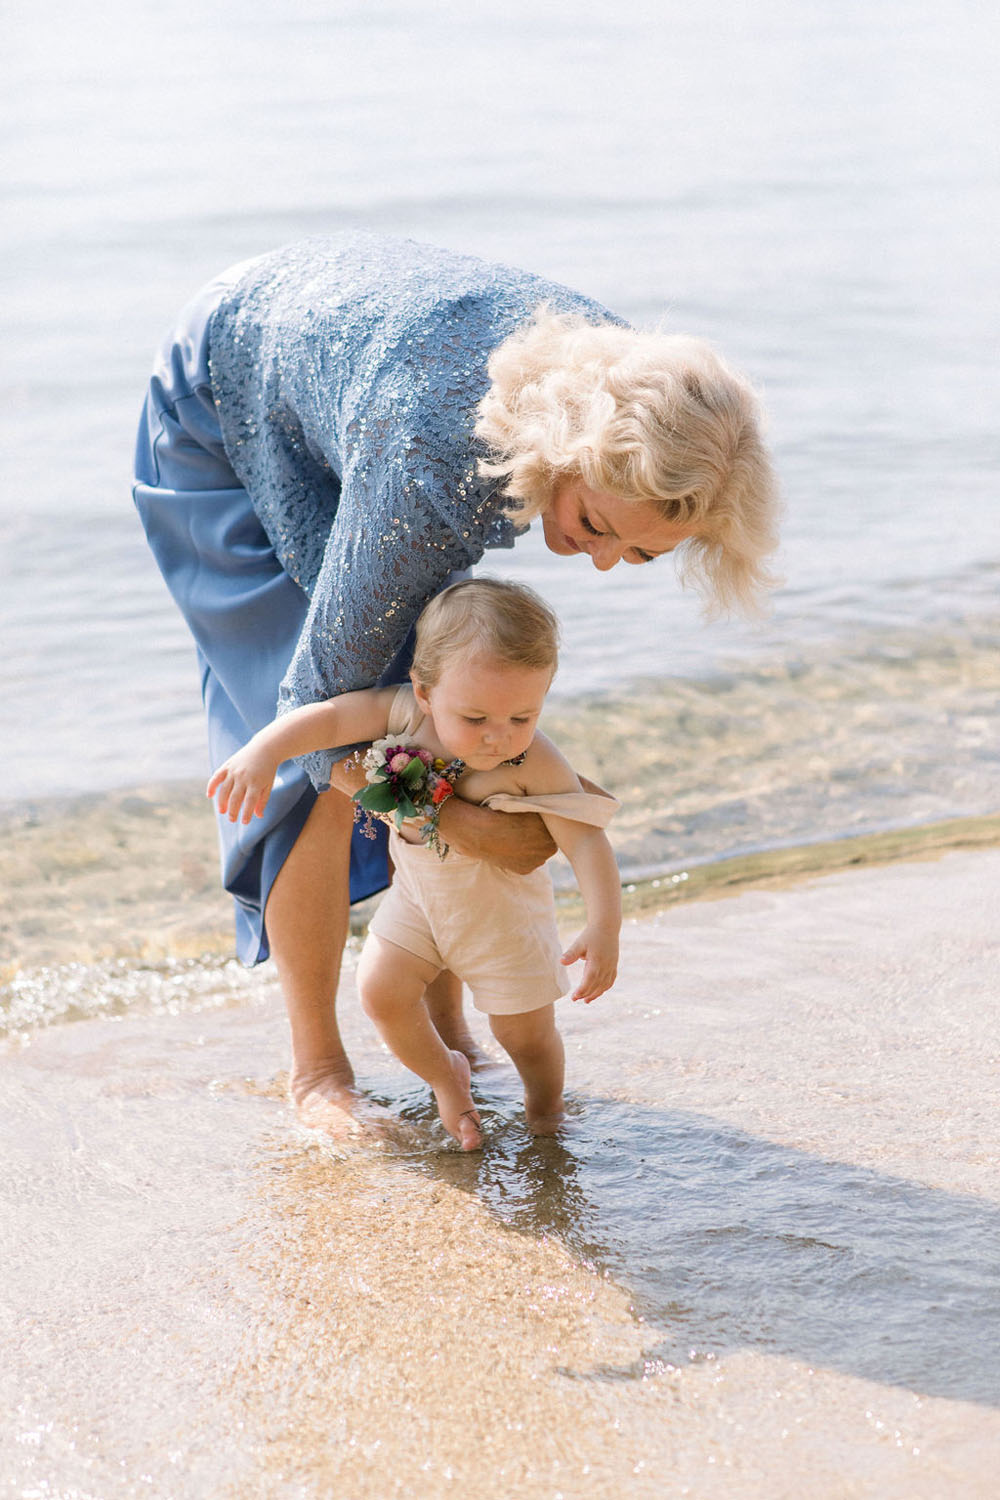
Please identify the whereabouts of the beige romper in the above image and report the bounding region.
[367,687,619,1016]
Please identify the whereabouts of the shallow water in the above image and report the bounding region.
[4,595,998,974]
[434,1101,1000,1406]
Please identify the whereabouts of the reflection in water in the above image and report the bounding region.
[418,1094,1000,1408]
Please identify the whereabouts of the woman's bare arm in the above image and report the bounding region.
[436,798,556,873]
[326,756,558,874]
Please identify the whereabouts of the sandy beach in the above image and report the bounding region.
[3,828,998,1498]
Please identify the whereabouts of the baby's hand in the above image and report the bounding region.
[206,743,278,824]
[560,925,619,1003]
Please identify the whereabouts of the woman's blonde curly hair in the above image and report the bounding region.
[474,308,781,617]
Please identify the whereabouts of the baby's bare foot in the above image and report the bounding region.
[433,1050,482,1151]
[525,1102,567,1136]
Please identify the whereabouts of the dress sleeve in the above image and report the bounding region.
[277,393,504,790]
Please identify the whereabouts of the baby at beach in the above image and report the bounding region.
[207,578,621,1149]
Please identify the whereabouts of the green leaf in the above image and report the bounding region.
[354,783,396,814]
[401,757,426,785]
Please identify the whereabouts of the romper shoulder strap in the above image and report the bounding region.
[386,684,425,739]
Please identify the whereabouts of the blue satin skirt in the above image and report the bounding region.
[132,264,392,964]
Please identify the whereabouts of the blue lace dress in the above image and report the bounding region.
[132,232,621,963]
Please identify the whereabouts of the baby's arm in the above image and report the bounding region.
[546,819,621,1002]
[519,737,622,1003]
[207,687,396,824]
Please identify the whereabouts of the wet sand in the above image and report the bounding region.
[2,832,999,1497]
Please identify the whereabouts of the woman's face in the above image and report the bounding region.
[541,477,697,571]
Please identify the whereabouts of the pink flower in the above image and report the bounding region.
[416,748,434,765]
[389,752,412,773]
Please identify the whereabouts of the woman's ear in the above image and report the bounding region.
[411,673,432,713]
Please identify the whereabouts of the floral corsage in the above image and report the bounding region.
[351,737,464,857]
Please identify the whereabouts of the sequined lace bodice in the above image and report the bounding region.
[207,232,621,787]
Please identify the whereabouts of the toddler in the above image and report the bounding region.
[208,579,621,1149]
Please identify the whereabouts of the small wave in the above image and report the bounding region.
[0,953,272,1043]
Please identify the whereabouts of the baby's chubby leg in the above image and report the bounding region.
[357,935,482,1151]
[489,1006,565,1135]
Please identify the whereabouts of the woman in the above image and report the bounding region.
[133,231,778,1133]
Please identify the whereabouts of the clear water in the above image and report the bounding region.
[434,1099,1000,1407]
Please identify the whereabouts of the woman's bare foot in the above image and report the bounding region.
[433,1050,482,1150]
[290,1063,398,1140]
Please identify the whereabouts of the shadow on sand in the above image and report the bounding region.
[417,1093,1000,1407]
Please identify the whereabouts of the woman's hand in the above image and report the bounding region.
[326,753,368,799]
[330,753,556,870]
[206,739,280,823]
[436,798,557,874]
[561,924,619,1003]
[431,768,613,873]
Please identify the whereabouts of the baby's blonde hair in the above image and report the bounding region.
[475,308,781,617]
[412,578,560,689]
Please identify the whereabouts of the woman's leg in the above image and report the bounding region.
[489,1006,566,1134]
[357,935,482,1150]
[264,787,377,1132]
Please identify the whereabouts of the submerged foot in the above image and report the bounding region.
[433,1050,483,1151]
[290,1065,399,1141]
[525,1102,567,1137]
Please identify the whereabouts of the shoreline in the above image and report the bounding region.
[599,811,1000,922]
[2,776,998,979]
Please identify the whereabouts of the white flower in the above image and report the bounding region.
[363,734,421,781]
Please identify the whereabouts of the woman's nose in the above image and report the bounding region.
[589,537,623,571]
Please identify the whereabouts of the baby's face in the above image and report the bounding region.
[414,653,552,770]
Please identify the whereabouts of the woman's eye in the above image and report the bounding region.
[464,716,486,725]
[511,717,530,726]
[581,516,604,536]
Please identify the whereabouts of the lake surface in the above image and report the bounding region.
[2,0,997,843]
